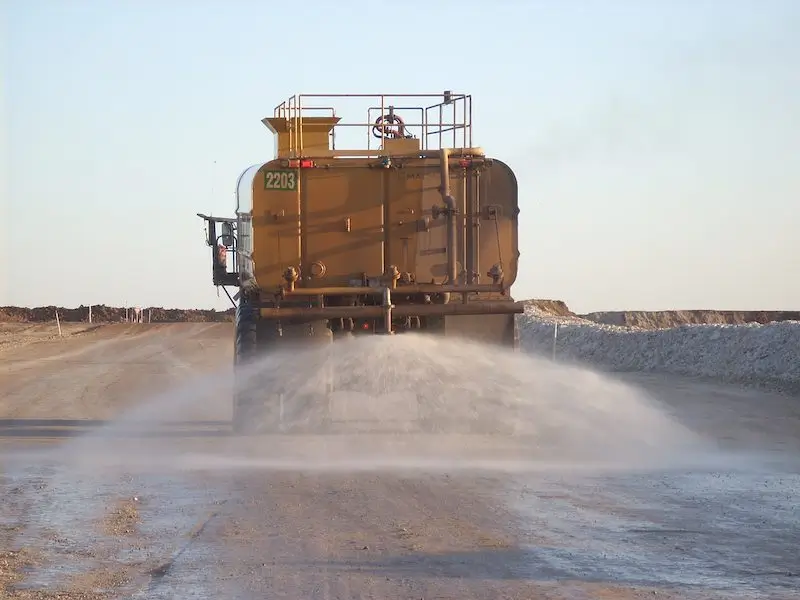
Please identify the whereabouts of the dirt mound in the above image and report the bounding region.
[0,305,235,323]
[581,310,800,329]
[522,299,574,317]
[5,302,796,330]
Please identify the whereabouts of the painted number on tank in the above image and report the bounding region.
[264,170,297,191]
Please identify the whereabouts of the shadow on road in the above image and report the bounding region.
[286,547,798,593]
[283,547,676,587]
[287,547,539,581]
[0,418,232,438]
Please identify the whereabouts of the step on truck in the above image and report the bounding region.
[198,91,524,435]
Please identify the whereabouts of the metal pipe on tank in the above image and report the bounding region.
[464,170,474,284]
[473,170,481,285]
[461,166,468,285]
[382,170,390,276]
[382,286,394,333]
[256,301,524,321]
[438,148,458,288]
[298,174,304,280]
[419,148,484,158]
[281,283,504,297]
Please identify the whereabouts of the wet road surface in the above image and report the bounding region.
[0,323,798,599]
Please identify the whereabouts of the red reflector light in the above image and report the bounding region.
[288,158,316,168]
[458,158,472,167]
[361,322,370,330]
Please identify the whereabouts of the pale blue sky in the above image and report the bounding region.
[3,0,798,314]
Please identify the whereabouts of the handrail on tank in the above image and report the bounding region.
[269,92,473,156]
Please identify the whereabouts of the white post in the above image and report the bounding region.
[148,308,152,323]
[88,305,92,324]
[552,322,559,360]
[55,309,62,337]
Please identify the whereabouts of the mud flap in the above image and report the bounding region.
[277,320,334,433]
[233,316,333,436]
[440,313,518,348]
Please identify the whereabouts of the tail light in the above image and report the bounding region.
[287,158,315,168]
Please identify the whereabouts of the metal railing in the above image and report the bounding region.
[271,92,473,156]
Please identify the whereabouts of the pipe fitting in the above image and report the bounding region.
[283,266,299,292]
[487,263,504,285]
[385,265,401,288]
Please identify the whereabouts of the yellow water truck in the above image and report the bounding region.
[198,92,523,433]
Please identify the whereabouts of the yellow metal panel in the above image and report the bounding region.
[251,160,301,290]
[249,157,518,292]
[384,168,420,276]
[382,137,420,155]
[302,166,384,285]
[262,116,339,158]
[477,160,519,287]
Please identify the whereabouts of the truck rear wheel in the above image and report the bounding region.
[232,297,261,435]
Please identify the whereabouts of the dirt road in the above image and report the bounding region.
[0,323,797,599]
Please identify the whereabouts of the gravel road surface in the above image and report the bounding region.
[0,323,797,599]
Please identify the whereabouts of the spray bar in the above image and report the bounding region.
[280,284,506,297]
[255,301,524,321]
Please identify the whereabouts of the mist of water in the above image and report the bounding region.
[57,332,713,475]
[0,331,740,596]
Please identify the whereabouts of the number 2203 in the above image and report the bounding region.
[264,170,297,191]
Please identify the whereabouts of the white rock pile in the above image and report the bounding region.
[517,305,800,393]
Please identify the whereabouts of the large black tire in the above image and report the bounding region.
[232,297,260,435]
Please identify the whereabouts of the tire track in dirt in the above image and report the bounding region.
[0,323,227,420]
[1,325,145,374]
[0,323,233,599]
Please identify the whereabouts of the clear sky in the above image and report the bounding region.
[3,0,798,314]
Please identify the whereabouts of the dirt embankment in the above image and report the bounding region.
[523,300,798,329]
[3,301,797,330]
[523,299,575,317]
[0,305,234,324]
